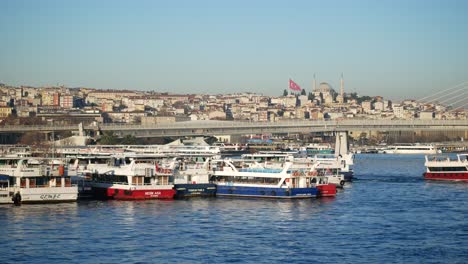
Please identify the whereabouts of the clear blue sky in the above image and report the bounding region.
[1,0,467,100]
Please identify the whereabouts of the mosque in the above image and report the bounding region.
[312,74,345,104]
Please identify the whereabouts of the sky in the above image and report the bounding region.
[0,0,467,100]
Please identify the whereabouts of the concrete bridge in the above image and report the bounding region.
[0,119,467,138]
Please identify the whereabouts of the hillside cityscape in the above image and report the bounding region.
[0,79,465,146]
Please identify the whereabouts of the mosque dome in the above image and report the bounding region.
[315,82,336,94]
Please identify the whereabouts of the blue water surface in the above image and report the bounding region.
[1,154,467,264]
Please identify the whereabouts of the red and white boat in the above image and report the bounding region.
[71,154,177,200]
[313,174,337,197]
[423,154,468,181]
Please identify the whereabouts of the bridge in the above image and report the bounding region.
[0,119,467,138]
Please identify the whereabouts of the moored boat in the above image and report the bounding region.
[305,143,334,155]
[72,154,176,200]
[211,159,319,199]
[173,156,217,198]
[314,175,337,197]
[384,143,439,154]
[0,158,78,204]
[423,154,468,181]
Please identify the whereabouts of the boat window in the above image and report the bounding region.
[215,175,280,185]
[144,177,151,184]
[94,174,128,183]
[0,180,8,189]
[428,167,467,172]
[35,177,48,187]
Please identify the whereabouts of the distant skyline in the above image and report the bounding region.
[1,0,467,100]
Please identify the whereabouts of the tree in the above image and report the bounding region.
[98,132,118,145]
[121,134,137,145]
[301,89,306,96]
[283,89,288,96]
[349,92,358,101]
[19,131,47,146]
[357,96,373,104]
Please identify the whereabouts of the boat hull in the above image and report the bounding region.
[92,186,176,200]
[317,184,337,197]
[343,171,354,181]
[424,172,468,181]
[0,187,79,204]
[174,183,217,198]
[216,185,318,198]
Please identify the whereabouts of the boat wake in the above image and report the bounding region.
[353,174,425,184]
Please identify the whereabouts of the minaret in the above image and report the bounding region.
[313,73,317,92]
[340,73,344,98]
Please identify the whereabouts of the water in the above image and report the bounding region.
[1,154,467,264]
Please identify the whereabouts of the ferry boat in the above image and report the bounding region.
[383,144,439,154]
[0,158,78,204]
[70,154,176,200]
[241,152,347,187]
[210,160,319,199]
[173,155,217,198]
[309,154,348,186]
[313,174,337,197]
[212,143,249,156]
[305,143,334,155]
[423,154,468,181]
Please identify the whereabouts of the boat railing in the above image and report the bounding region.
[95,180,129,185]
[24,183,77,188]
[425,155,452,162]
[239,168,283,173]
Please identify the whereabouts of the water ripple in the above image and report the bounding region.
[1,154,467,263]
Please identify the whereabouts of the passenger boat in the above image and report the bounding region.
[0,158,78,204]
[210,160,319,198]
[384,144,439,154]
[70,154,176,200]
[241,152,347,186]
[313,174,337,197]
[305,143,334,155]
[309,154,348,186]
[173,155,217,198]
[423,154,468,181]
[212,143,249,156]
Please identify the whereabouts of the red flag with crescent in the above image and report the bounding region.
[289,79,302,91]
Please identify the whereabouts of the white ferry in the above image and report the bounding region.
[0,158,78,204]
[383,144,439,154]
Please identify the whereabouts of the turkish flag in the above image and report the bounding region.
[289,79,302,91]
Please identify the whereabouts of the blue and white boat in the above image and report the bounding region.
[174,155,217,198]
[211,160,318,199]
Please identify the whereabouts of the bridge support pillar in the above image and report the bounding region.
[335,131,350,156]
